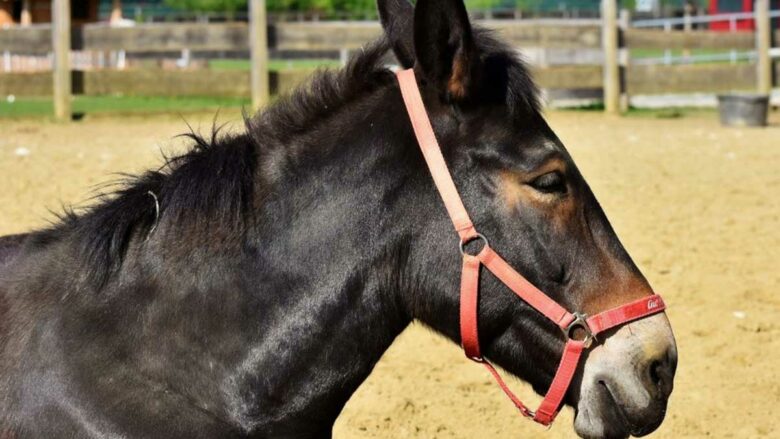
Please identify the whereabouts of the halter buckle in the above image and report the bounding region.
[564,312,596,349]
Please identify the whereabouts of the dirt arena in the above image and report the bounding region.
[1,110,778,438]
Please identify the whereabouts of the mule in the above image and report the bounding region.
[0,0,677,437]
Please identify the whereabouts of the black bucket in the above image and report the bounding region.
[717,93,770,127]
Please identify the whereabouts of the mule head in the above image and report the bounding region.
[378,1,677,437]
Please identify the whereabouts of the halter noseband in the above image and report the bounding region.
[396,69,666,426]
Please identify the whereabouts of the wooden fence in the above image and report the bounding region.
[0,20,604,53]
[0,68,311,98]
[0,2,777,117]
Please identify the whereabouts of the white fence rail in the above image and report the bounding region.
[630,9,779,66]
[632,10,780,28]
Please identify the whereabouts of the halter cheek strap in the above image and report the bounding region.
[396,68,667,427]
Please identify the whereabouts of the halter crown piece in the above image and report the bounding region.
[396,69,667,426]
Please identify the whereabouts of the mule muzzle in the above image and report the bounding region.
[575,312,678,439]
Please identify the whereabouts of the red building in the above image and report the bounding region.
[708,0,779,31]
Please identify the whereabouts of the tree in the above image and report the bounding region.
[465,0,504,10]
[266,0,375,18]
[267,0,334,14]
[164,0,248,14]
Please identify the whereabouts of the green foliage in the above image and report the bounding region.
[267,0,329,13]
[163,0,248,13]
[465,0,505,9]
[267,0,377,17]
[465,0,545,10]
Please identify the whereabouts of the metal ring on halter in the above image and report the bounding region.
[459,233,489,256]
[564,312,596,349]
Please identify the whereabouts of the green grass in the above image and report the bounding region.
[630,48,751,64]
[209,59,341,71]
[624,107,717,119]
[562,103,717,119]
[0,95,251,119]
[0,95,722,120]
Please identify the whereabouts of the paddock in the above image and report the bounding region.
[0,110,778,437]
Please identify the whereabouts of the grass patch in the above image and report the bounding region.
[1,94,720,121]
[0,95,250,119]
[564,102,605,112]
[560,104,717,119]
[624,107,716,119]
[629,48,752,65]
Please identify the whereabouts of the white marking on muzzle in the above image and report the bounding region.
[574,312,676,437]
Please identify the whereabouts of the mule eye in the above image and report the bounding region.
[530,171,566,194]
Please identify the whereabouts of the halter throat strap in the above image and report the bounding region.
[395,68,667,427]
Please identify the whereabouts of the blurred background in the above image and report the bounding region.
[1,2,778,438]
[0,0,777,117]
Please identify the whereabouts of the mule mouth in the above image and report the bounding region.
[587,380,632,439]
[599,379,666,437]
[574,362,670,438]
[598,380,665,437]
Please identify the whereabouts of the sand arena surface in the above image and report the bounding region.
[1,111,778,438]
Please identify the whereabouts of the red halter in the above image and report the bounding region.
[396,69,666,426]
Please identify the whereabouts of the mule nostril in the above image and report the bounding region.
[647,347,677,398]
[650,359,663,386]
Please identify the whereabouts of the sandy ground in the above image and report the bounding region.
[1,110,778,438]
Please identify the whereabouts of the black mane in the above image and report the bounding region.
[28,31,539,288]
[29,130,258,286]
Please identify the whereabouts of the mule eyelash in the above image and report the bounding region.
[529,171,567,194]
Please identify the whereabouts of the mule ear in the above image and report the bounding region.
[377,0,416,68]
[413,0,479,101]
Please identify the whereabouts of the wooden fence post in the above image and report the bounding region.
[52,0,71,121]
[602,0,620,114]
[755,0,772,94]
[682,4,692,60]
[249,0,270,110]
[21,0,32,26]
[111,0,123,23]
[619,9,630,112]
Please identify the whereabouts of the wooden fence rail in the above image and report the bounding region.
[0,69,311,98]
[0,25,52,54]
[0,20,606,53]
[3,21,775,55]
[623,28,757,50]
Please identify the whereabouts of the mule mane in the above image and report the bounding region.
[250,38,397,147]
[29,130,258,286]
[27,32,539,288]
